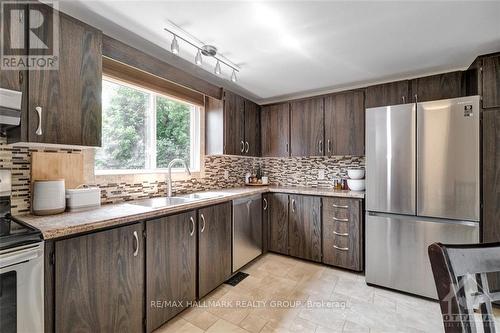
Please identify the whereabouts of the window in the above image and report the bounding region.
[95,77,201,174]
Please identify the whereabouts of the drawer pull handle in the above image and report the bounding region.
[333,217,349,222]
[332,204,349,209]
[333,231,349,236]
[333,245,349,251]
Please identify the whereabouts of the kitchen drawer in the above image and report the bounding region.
[322,197,363,271]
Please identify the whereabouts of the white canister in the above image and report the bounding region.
[32,180,66,215]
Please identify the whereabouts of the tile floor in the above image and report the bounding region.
[155,253,500,333]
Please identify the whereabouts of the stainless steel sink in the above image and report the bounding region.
[131,196,194,208]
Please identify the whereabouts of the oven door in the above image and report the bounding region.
[0,242,44,333]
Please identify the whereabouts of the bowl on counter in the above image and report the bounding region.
[347,179,365,191]
[347,169,365,180]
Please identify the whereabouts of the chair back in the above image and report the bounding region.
[428,242,500,333]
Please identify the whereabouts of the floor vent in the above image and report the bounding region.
[224,272,249,286]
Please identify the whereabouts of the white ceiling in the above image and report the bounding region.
[59,1,500,104]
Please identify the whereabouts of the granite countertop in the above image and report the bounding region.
[16,186,364,240]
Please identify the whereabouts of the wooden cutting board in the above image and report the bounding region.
[31,152,84,189]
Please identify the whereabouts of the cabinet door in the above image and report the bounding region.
[54,223,144,332]
[482,55,500,109]
[198,202,232,298]
[223,90,245,155]
[290,98,324,156]
[365,80,409,108]
[414,71,465,102]
[288,195,322,262]
[268,193,289,255]
[244,100,261,156]
[146,211,196,332]
[322,197,363,271]
[28,9,102,146]
[261,103,290,157]
[324,91,365,156]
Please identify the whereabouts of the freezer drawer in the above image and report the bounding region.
[417,96,480,221]
[365,104,416,215]
[232,195,262,272]
[365,212,479,299]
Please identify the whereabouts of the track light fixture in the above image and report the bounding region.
[164,27,240,83]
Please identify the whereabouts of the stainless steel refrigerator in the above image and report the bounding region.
[365,96,480,299]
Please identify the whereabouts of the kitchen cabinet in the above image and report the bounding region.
[146,211,196,332]
[482,54,500,108]
[288,195,322,262]
[268,193,289,255]
[322,197,363,271]
[324,91,365,156]
[244,99,261,156]
[198,202,232,298]
[207,91,261,156]
[413,71,466,103]
[6,5,102,146]
[290,97,324,156]
[261,103,290,157]
[364,80,410,108]
[54,223,144,332]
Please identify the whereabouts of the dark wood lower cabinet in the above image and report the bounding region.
[54,223,144,333]
[268,193,289,255]
[288,195,322,262]
[198,202,232,298]
[146,211,197,332]
[322,197,363,271]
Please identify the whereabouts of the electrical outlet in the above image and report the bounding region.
[224,170,229,180]
[318,169,325,180]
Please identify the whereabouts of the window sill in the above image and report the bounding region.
[95,169,200,176]
[93,170,203,184]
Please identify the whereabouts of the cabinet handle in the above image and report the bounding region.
[291,199,296,213]
[189,216,195,236]
[19,71,23,85]
[285,143,289,153]
[200,214,206,233]
[327,140,331,153]
[263,198,268,210]
[333,231,349,237]
[34,106,42,136]
[333,217,349,222]
[332,204,349,209]
[245,141,249,153]
[333,245,349,251]
[133,231,139,257]
[402,95,406,104]
[240,141,245,153]
[318,140,323,153]
[414,94,418,103]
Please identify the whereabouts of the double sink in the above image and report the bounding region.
[131,191,227,209]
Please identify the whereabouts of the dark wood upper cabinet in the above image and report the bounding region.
[413,71,466,103]
[54,223,144,333]
[6,5,102,146]
[290,97,324,157]
[324,91,365,156]
[198,202,232,298]
[244,99,261,156]
[146,211,197,332]
[482,54,500,109]
[322,197,363,271]
[268,193,289,255]
[288,195,322,262]
[365,80,410,108]
[223,90,245,155]
[261,103,290,157]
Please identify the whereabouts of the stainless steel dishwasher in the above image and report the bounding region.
[232,194,262,272]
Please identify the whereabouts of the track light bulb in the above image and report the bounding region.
[171,35,179,54]
[195,49,202,65]
[214,60,222,75]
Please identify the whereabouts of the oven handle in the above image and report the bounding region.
[0,243,43,269]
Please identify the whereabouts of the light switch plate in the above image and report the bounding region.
[318,169,325,180]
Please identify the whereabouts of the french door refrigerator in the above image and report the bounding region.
[365,96,480,299]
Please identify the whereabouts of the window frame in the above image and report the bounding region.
[95,76,201,175]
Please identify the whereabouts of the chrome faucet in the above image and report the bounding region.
[166,159,191,197]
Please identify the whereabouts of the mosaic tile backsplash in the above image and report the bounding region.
[0,137,364,214]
